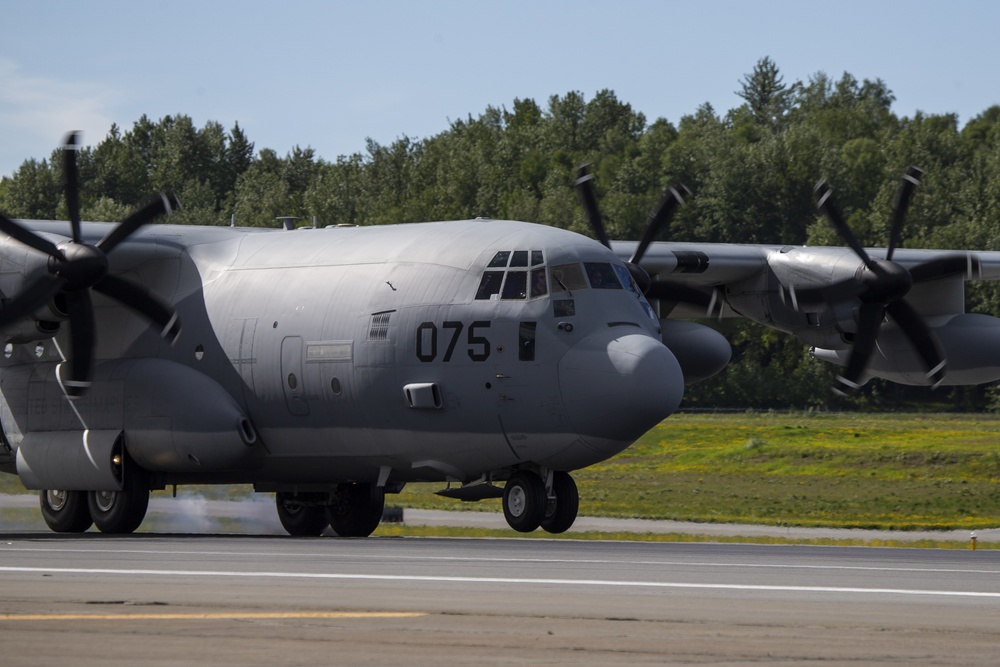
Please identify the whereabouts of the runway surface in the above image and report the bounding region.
[2,533,1000,665]
[4,493,998,542]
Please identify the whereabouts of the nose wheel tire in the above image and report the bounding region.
[275,493,330,536]
[39,489,93,533]
[503,471,547,532]
[541,471,579,534]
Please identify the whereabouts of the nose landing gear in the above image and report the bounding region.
[502,469,579,534]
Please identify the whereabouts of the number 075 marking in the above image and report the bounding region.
[416,321,491,362]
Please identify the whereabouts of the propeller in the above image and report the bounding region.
[797,166,980,395]
[574,165,717,312]
[0,131,182,396]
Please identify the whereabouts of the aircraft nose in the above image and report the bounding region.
[558,330,684,455]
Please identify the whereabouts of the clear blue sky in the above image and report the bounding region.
[2,0,998,177]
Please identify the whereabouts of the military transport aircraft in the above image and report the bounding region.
[1,133,999,537]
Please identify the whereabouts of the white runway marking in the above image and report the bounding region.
[3,545,999,576]
[2,565,998,599]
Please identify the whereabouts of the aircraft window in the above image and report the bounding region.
[501,271,528,300]
[640,301,657,321]
[554,299,575,317]
[475,271,504,299]
[519,322,536,361]
[550,263,588,293]
[613,264,639,294]
[488,251,510,268]
[584,262,623,289]
[510,250,529,267]
[531,250,544,266]
[529,267,547,298]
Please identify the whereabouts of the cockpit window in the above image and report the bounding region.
[550,263,588,293]
[529,267,547,298]
[475,271,504,300]
[613,264,639,294]
[501,271,528,300]
[584,262,622,289]
[476,250,547,300]
[488,251,510,268]
[612,263,658,322]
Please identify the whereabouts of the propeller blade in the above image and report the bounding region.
[94,274,181,344]
[814,180,877,272]
[0,274,65,327]
[885,299,946,385]
[630,184,689,265]
[0,213,63,260]
[97,193,180,254]
[908,253,982,284]
[62,132,82,243]
[574,165,611,249]
[834,302,884,395]
[885,166,923,261]
[63,289,95,397]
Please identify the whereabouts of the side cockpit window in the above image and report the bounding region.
[529,267,547,298]
[550,263,587,293]
[613,264,639,294]
[584,262,623,289]
[476,250,546,300]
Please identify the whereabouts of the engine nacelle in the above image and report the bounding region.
[6,358,260,489]
[0,233,70,343]
[122,358,260,472]
[811,313,1000,386]
[16,429,124,491]
[660,320,732,384]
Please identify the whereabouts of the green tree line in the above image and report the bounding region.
[3,58,1000,410]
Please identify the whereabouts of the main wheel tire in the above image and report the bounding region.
[541,471,579,534]
[275,493,329,536]
[88,469,149,534]
[39,490,93,533]
[503,471,546,532]
[326,484,385,537]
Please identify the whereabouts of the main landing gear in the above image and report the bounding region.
[39,468,151,534]
[275,483,385,537]
[503,470,579,534]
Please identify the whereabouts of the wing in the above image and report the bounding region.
[614,239,1000,389]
